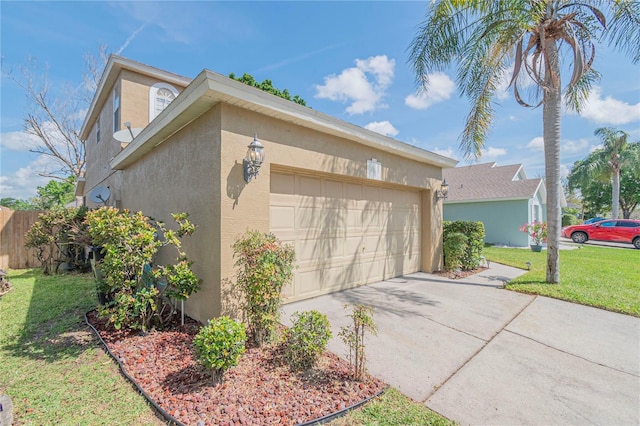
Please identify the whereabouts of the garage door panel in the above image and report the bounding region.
[271,171,421,302]
[270,205,295,230]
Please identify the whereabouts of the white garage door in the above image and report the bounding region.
[270,171,421,302]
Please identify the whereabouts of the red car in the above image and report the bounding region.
[562,219,640,249]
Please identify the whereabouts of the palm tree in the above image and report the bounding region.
[409,1,639,283]
[591,128,638,219]
[569,130,640,218]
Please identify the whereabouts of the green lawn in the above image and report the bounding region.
[0,269,165,425]
[0,269,452,425]
[483,245,640,317]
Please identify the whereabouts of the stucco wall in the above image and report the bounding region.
[119,106,222,323]
[109,101,446,322]
[444,200,530,247]
[216,104,443,315]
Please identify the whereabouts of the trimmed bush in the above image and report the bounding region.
[443,232,468,271]
[284,310,332,371]
[233,230,295,346]
[443,221,485,270]
[193,316,247,383]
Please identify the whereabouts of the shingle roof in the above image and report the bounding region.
[442,162,543,203]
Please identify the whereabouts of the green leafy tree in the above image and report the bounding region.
[228,72,307,106]
[569,129,638,219]
[0,198,38,210]
[569,158,640,219]
[33,176,77,209]
[409,1,639,283]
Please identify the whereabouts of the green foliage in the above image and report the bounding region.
[562,212,579,227]
[0,269,162,425]
[25,207,89,274]
[34,176,77,209]
[0,197,39,210]
[339,304,377,381]
[85,207,201,331]
[193,316,247,383]
[228,72,307,106]
[233,230,295,346]
[569,141,640,219]
[443,221,485,269]
[283,310,332,372]
[443,232,468,271]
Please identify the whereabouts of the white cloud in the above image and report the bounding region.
[562,138,591,155]
[364,120,398,137]
[479,146,507,160]
[0,156,53,199]
[0,130,40,152]
[560,164,570,179]
[314,55,395,114]
[405,72,455,109]
[431,147,459,159]
[577,87,640,124]
[527,137,544,151]
[526,136,594,155]
[116,24,146,55]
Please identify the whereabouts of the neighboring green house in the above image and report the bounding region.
[443,162,565,247]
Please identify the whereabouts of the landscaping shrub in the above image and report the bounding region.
[193,316,247,383]
[443,221,485,270]
[85,207,200,331]
[25,207,89,275]
[443,232,468,271]
[284,310,332,371]
[339,304,377,381]
[233,230,295,346]
[562,213,579,227]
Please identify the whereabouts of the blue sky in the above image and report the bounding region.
[1,1,639,200]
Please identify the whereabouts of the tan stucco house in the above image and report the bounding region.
[79,55,458,323]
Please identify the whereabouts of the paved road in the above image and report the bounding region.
[282,264,640,425]
[560,236,637,250]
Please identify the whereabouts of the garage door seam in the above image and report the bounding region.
[421,294,538,403]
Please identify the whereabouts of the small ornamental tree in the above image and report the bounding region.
[85,207,200,331]
[233,230,295,346]
[339,304,377,381]
[193,316,247,383]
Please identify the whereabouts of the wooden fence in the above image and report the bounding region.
[0,208,44,270]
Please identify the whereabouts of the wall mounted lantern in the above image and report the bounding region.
[243,133,265,183]
[435,179,449,201]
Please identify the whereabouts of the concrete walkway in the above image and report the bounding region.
[282,264,640,425]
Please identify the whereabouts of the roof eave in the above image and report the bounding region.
[80,55,192,140]
[111,70,459,170]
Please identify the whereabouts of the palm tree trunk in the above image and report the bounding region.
[543,39,561,284]
[612,169,620,219]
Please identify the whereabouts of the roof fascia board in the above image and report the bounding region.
[445,196,532,204]
[80,55,192,139]
[111,68,458,170]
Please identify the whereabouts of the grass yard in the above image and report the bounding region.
[483,245,640,317]
[0,269,165,425]
[0,269,452,425]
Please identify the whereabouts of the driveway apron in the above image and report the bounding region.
[282,264,640,425]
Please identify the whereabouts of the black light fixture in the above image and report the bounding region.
[435,179,449,201]
[243,133,265,183]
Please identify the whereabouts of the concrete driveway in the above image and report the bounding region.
[282,264,640,425]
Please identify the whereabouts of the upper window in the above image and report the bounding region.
[149,83,179,121]
[113,85,121,132]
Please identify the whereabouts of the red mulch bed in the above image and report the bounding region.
[86,311,385,426]
[432,267,487,280]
